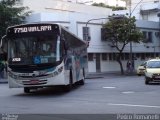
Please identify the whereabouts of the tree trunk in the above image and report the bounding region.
[116,52,124,75]
[117,60,124,75]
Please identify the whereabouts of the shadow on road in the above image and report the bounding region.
[14,85,83,97]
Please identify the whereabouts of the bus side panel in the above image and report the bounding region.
[64,54,87,84]
[64,56,82,84]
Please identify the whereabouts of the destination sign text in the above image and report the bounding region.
[14,25,52,33]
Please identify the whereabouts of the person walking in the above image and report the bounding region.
[126,60,131,73]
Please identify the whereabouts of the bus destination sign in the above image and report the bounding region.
[14,25,52,33]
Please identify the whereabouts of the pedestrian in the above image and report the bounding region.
[126,60,131,73]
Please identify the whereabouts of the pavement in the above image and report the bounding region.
[0,71,136,84]
[0,78,8,83]
[86,71,136,79]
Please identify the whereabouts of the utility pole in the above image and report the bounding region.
[129,0,143,73]
[129,0,133,72]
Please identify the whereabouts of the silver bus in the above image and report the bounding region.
[0,23,88,93]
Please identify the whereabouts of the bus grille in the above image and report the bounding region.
[22,80,47,85]
[20,74,48,78]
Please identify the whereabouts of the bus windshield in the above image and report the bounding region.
[8,35,61,65]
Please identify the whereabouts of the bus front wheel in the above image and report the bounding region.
[78,68,85,85]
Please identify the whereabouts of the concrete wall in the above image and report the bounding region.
[23,0,160,73]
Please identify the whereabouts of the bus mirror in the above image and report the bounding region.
[0,35,8,53]
[0,35,7,48]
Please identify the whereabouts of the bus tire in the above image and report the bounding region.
[24,87,30,93]
[79,68,85,85]
[64,70,73,92]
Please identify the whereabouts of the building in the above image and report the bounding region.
[19,0,160,73]
[114,0,160,21]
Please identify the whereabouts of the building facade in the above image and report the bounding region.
[114,0,160,21]
[20,0,160,73]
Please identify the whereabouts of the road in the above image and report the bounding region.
[0,74,160,116]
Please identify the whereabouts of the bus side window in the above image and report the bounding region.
[61,37,68,56]
[64,42,68,56]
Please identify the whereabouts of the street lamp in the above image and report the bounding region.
[85,15,124,42]
[85,17,109,43]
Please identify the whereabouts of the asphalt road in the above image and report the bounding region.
[0,74,160,117]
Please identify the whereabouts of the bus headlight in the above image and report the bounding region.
[58,66,63,73]
[52,66,63,77]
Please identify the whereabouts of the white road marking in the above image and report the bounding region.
[108,103,160,108]
[122,91,135,94]
[103,87,116,89]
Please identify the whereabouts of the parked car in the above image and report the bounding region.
[136,61,147,76]
[145,58,160,85]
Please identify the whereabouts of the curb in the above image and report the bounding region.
[0,79,8,84]
[87,72,137,78]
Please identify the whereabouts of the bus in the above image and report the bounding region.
[0,23,88,93]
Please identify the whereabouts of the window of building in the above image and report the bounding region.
[125,53,129,60]
[88,53,93,61]
[143,31,147,38]
[101,28,110,41]
[121,53,125,60]
[102,53,107,61]
[109,53,112,60]
[146,53,151,59]
[83,27,90,41]
[148,32,153,42]
[141,53,145,60]
[142,31,153,43]
[142,13,148,21]
[151,53,154,58]
[113,53,116,61]
[156,53,159,57]
[142,31,147,42]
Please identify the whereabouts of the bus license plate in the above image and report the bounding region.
[30,80,39,84]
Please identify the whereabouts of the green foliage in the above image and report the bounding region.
[0,0,31,38]
[102,15,143,74]
[103,15,143,51]
[92,2,126,11]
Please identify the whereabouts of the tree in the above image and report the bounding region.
[92,2,126,11]
[102,15,143,75]
[0,0,31,38]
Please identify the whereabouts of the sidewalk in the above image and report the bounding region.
[0,71,8,83]
[86,71,136,79]
[0,78,8,83]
